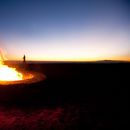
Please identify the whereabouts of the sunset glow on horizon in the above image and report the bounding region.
[0,0,129,62]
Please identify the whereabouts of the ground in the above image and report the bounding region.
[0,62,128,130]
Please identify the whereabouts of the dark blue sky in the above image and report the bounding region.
[0,0,130,61]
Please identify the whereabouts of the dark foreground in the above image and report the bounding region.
[0,62,128,130]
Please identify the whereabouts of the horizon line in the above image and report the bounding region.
[4,59,130,63]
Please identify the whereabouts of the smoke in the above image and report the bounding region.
[0,48,8,64]
[0,49,4,64]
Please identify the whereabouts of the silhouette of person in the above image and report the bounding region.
[23,54,26,63]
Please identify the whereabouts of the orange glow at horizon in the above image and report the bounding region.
[8,54,130,62]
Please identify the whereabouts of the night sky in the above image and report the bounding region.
[0,0,130,61]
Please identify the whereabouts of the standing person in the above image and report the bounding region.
[23,54,26,63]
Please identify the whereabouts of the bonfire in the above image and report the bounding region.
[0,51,45,85]
[0,60,23,81]
[0,50,24,81]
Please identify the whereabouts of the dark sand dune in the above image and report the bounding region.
[0,62,128,130]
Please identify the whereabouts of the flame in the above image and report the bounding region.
[0,55,23,81]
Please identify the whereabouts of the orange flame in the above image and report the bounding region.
[0,50,23,81]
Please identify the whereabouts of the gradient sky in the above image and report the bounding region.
[0,0,130,61]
